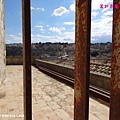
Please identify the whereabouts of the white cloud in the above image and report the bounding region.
[91,10,113,42]
[18,33,22,35]
[51,4,75,17]
[32,27,74,43]
[102,10,113,18]
[49,27,65,34]
[46,25,50,27]
[31,6,44,11]
[35,25,43,28]
[36,8,44,11]
[91,11,99,18]
[31,6,35,10]
[49,27,61,34]
[72,26,75,30]
[35,25,44,32]
[69,4,75,11]
[64,22,74,25]
[31,31,75,43]
[9,34,22,42]
[63,32,75,40]
[31,34,34,37]
[90,0,113,42]
[52,6,69,16]
[92,0,113,10]
[60,27,66,31]
[6,40,11,44]
[7,31,75,44]
[102,6,110,13]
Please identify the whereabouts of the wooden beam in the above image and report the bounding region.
[110,0,120,119]
[22,0,32,120]
[74,0,91,120]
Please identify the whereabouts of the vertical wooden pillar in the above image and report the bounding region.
[74,0,91,120]
[110,0,120,119]
[22,0,32,120]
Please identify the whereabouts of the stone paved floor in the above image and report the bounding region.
[0,65,109,120]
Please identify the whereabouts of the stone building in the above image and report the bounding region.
[0,0,6,85]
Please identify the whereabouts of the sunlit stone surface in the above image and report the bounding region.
[0,0,6,85]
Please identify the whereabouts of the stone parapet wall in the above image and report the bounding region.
[35,59,110,91]
[0,0,6,85]
[6,56,37,65]
[90,58,111,64]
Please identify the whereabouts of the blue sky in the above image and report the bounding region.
[4,0,113,43]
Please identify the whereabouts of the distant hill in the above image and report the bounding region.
[6,42,112,59]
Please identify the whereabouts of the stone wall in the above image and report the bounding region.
[6,56,36,65]
[0,0,6,85]
[35,59,110,91]
[90,58,111,64]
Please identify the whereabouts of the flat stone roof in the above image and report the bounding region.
[0,65,109,120]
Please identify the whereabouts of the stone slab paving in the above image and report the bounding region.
[0,65,109,120]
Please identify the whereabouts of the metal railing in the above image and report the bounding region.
[21,0,120,120]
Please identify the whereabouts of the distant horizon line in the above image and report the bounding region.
[6,41,112,44]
